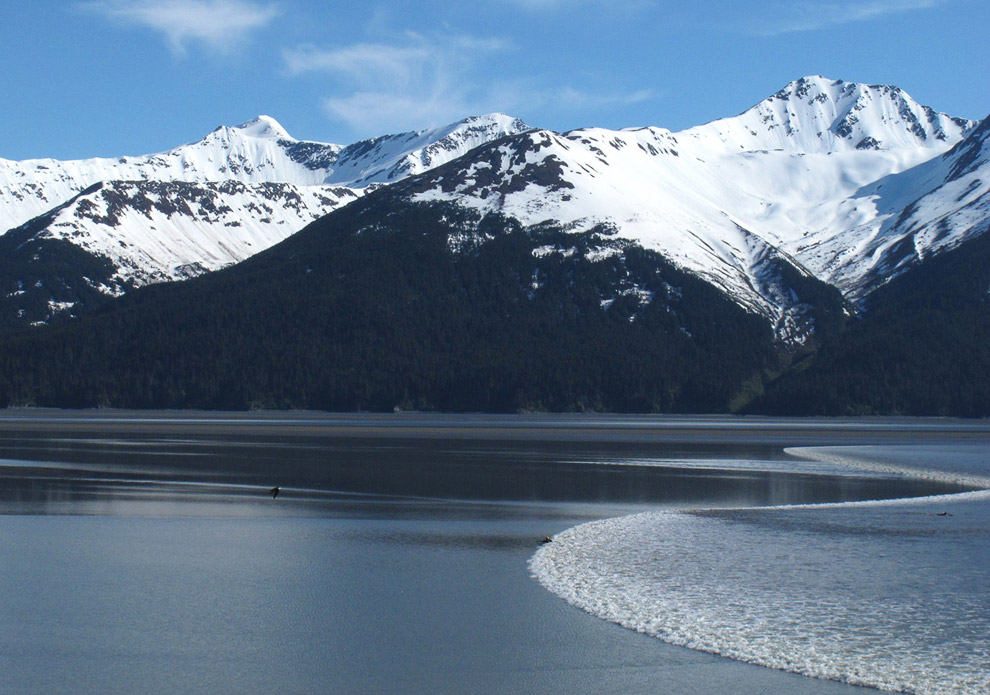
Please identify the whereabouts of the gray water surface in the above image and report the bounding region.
[0,412,983,694]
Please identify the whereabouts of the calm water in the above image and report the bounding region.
[0,412,984,694]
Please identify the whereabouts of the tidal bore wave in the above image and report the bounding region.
[530,449,990,694]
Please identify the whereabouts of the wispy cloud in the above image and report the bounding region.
[81,0,280,54]
[283,33,514,134]
[284,43,434,87]
[283,32,656,136]
[753,0,948,36]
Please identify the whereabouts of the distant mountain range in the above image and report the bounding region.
[0,113,528,323]
[0,77,987,415]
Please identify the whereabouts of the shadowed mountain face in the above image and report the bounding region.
[752,227,990,416]
[0,197,782,413]
[1,189,983,415]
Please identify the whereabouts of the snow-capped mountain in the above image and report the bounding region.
[1,78,987,416]
[17,180,360,287]
[404,76,981,338]
[841,113,990,291]
[321,113,531,187]
[1,76,986,342]
[0,113,530,294]
[0,113,529,231]
[0,115,334,228]
[684,75,971,154]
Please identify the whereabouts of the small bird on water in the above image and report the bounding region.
[270,486,280,499]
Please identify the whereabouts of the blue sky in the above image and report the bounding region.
[2,0,987,160]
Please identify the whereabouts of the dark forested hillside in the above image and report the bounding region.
[0,197,123,332]
[0,187,985,416]
[0,196,780,412]
[753,228,990,416]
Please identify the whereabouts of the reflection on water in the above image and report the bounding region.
[0,419,973,517]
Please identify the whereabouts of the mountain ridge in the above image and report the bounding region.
[0,76,986,414]
[684,75,974,154]
[402,84,981,335]
[0,77,986,340]
[0,112,530,232]
[0,113,530,324]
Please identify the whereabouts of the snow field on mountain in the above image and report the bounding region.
[322,113,529,187]
[0,114,530,288]
[414,78,980,324]
[0,116,338,230]
[0,113,529,234]
[2,77,986,336]
[32,183,361,284]
[682,76,971,156]
[415,126,959,320]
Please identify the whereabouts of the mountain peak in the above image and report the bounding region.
[321,112,531,187]
[404,113,530,147]
[772,75,846,100]
[683,76,975,154]
[458,112,530,131]
[232,115,293,140]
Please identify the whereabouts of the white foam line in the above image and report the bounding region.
[530,499,990,694]
[530,450,990,694]
[786,445,990,488]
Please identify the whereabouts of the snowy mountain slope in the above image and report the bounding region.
[766,112,990,298]
[14,180,361,286]
[2,77,985,342]
[0,116,336,230]
[0,113,529,301]
[322,114,531,187]
[406,125,841,336]
[843,114,990,293]
[405,77,980,335]
[682,75,972,154]
[0,113,529,234]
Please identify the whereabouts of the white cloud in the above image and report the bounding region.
[282,33,513,135]
[284,43,433,87]
[754,0,947,36]
[322,92,472,137]
[283,31,655,136]
[82,0,280,53]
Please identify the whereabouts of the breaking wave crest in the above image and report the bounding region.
[531,450,990,694]
[785,445,990,490]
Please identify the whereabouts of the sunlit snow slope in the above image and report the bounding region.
[2,77,987,340]
[410,76,981,332]
[0,113,530,287]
